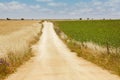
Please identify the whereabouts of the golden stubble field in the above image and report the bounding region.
[0,20,38,34]
[0,20,42,79]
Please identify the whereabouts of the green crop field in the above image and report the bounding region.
[55,20,120,76]
[56,20,120,48]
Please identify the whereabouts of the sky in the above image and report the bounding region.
[0,0,120,19]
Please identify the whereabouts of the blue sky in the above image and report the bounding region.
[0,0,120,19]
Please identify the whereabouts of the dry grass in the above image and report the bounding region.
[0,20,38,35]
[67,41,120,76]
[0,20,42,79]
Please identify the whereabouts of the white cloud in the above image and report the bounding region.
[0,3,7,10]
[0,1,42,11]
[0,1,44,19]
[93,1,102,6]
[30,5,40,9]
[0,1,26,10]
[36,0,53,2]
[68,0,120,18]
[48,2,67,7]
[8,1,26,10]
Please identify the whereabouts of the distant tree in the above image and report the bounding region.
[6,18,11,20]
[103,18,105,20]
[21,18,24,20]
[79,18,82,20]
[87,18,89,20]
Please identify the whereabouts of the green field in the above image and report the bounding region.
[56,20,120,48]
[55,20,120,76]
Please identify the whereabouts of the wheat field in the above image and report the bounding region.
[0,20,42,79]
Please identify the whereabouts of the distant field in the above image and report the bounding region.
[0,20,38,35]
[56,20,120,48]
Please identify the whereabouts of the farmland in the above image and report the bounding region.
[56,20,120,48]
[0,20,42,79]
[0,20,38,35]
[55,20,120,76]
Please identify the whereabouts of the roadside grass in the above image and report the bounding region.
[54,20,120,76]
[67,41,120,76]
[0,20,42,79]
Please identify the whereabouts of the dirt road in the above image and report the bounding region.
[5,21,120,80]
